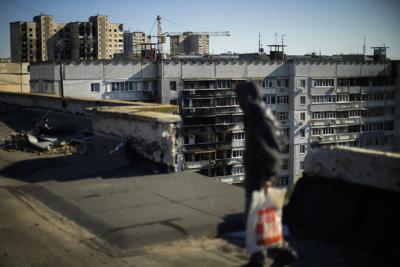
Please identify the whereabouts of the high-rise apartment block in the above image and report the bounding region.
[123,31,151,55]
[10,15,122,62]
[170,33,209,55]
[29,54,399,187]
[89,15,123,60]
[10,15,64,62]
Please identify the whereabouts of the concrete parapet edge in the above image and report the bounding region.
[304,146,400,193]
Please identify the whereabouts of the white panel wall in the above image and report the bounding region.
[63,79,104,99]
[295,62,336,77]
[64,62,104,80]
[162,61,182,78]
[215,62,246,78]
[182,62,215,78]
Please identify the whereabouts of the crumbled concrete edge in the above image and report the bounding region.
[304,146,400,193]
[92,110,182,171]
[0,91,178,116]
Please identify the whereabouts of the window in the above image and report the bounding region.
[143,81,149,90]
[277,96,289,104]
[300,96,306,105]
[300,145,305,154]
[337,94,349,102]
[170,81,177,91]
[278,112,288,121]
[232,132,245,140]
[282,160,289,170]
[264,95,276,104]
[262,79,269,88]
[91,83,100,92]
[217,80,231,89]
[282,128,289,138]
[300,161,304,170]
[232,166,245,175]
[311,95,336,103]
[300,129,305,137]
[276,80,282,88]
[170,99,177,105]
[313,79,334,87]
[300,79,306,88]
[232,149,244,158]
[300,112,306,121]
[276,176,289,187]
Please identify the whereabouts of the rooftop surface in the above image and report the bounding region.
[0,104,391,266]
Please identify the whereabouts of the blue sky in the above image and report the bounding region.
[1,0,399,59]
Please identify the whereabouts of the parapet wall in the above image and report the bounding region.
[92,107,182,171]
[0,91,176,116]
[285,146,400,263]
[304,146,400,193]
[0,91,182,170]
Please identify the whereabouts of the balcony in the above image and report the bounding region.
[217,174,245,184]
[336,86,361,94]
[184,160,211,170]
[215,141,231,149]
[336,102,363,109]
[310,117,363,127]
[231,139,245,147]
[182,107,216,117]
[229,124,245,131]
[310,132,360,143]
[182,88,236,98]
[360,85,395,92]
[216,106,242,114]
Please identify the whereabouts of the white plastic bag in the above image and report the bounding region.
[245,187,286,255]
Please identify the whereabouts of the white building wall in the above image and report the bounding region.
[29,59,399,187]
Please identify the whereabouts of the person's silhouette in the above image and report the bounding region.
[235,81,297,267]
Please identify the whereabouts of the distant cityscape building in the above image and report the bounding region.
[124,31,151,55]
[10,15,64,62]
[10,15,123,62]
[29,51,399,187]
[89,15,123,60]
[170,33,209,55]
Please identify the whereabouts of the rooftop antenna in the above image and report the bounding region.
[363,36,366,55]
[280,34,286,55]
[156,15,163,57]
[258,32,264,53]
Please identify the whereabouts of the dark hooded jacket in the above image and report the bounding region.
[235,81,283,191]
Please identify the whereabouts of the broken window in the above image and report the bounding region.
[300,96,306,105]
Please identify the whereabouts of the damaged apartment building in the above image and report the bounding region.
[29,50,399,186]
[10,14,123,62]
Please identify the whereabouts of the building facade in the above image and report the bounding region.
[89,15,123,60]
[30,60,158,102]
[10,15,122,62]
[123,31,151,55]
[10,15,64,62]
[29,58,399,187]
[170,33,209,55]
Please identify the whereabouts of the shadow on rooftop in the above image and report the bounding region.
[0,143,168,183]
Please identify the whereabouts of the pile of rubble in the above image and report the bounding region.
[1,117,93,155]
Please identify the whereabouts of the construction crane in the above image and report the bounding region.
[163,31,230,37]
[147,16,230,57]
